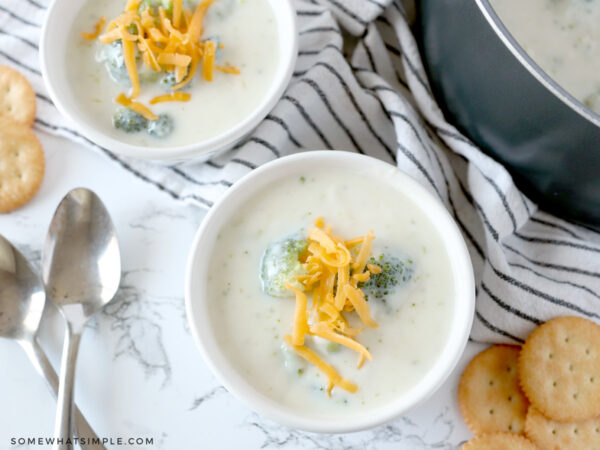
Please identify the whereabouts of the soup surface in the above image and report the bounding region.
[206,168,455,417]
[490,0,600,114]
[67,0,280,147]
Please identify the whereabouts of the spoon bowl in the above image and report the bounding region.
[43,188,121,450]
[0,235,45,341]
[43,188,121,316]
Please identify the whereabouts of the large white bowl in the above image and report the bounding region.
[185,151,475,433]
[40,0,297,163]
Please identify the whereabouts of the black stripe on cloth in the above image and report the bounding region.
[230,158,257,170]
[514,232,600,254]
[242,136,281,158]
[36,93,54,104]
[27,0,46,9]
[24,0,46,9]
[314,61,396,161]
[361,38,379,73]
[395,140,440,195]
[365,0,386,12]
[475,310,524,343]
[489,262,600,318]
[282,94,334,148]
[455,179,500,241]
[434,125,476,146]
[0,29,38,49]
[264,115,303,148]
[299,26,341,36]
[504,243,600,279]
[479,172,518,231]
[299,78,365,154]
[322,0,368,26]
[529,217,582,240]
[519,191,532,215]
[0,49,41,76]
[508,262,600,302]
[168,166,232,187]
[481,283,542,325]
[296,10,327,17]
[34,118,215,206]
[205,160,225,169]
[0,5,41,27]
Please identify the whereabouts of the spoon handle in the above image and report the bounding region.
[19,338,107,450]
[53,327,83,450]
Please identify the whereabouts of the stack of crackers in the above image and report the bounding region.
[0,65,44,213]
[459,316,600,449]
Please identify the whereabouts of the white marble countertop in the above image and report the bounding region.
[0,131,483,449]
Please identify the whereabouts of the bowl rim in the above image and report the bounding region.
[476,0,600,129]
[39,0,298,162]
[184,150,475,433]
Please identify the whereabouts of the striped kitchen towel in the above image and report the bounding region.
[1,0,599,343]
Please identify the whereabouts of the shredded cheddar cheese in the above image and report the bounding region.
[281,217,382,397]
[92,0,240,113]
[115,93,158,120]
[149,92,192,104]
[81,16,106,40]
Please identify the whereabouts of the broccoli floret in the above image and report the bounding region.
[147,114,174,138]
[360,254,414,302]
[159,70,191,91]
[113,108,148,133]
[260,233,307,298]
[97,41,130,86]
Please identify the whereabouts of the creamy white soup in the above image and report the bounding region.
[490,0,600,114]
[67,0,279,147]
[206,168,455,416]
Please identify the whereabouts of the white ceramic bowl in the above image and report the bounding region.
[185,151,475,433]
[40,0,297,163]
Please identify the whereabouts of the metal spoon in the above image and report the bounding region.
[43,188,121,450]
[0,234,105,450]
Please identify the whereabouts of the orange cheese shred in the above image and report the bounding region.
[202,40,216,81]
[286,283,308,346]
[81,16,106,40]
[115,93,158,120]
[283,335,358,397]
[149,92,192,104]
[121,39,140,98]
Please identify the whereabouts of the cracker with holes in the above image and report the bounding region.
[461,432,538,449]
[519,316,600,422]
[525,407,600,449]
[0,65,36,126]
[0,117,44,213]
[458,345,529,436]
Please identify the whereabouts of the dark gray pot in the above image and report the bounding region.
[417,0,600,227]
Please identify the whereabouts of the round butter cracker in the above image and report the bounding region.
[525,407,600,450]
[461,432,538,450]
[0,65,36,126]
[0,117,44,213]
[519,316,600,423]
[458,345,529,436]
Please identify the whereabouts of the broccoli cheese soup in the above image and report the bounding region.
[67,0,280,147]
[490,0,600,113]
[205,168,456,417]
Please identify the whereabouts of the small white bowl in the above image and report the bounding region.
[40,0,297,163]
[185,151,475,433]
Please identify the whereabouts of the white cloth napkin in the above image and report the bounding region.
[2,0,599,343]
